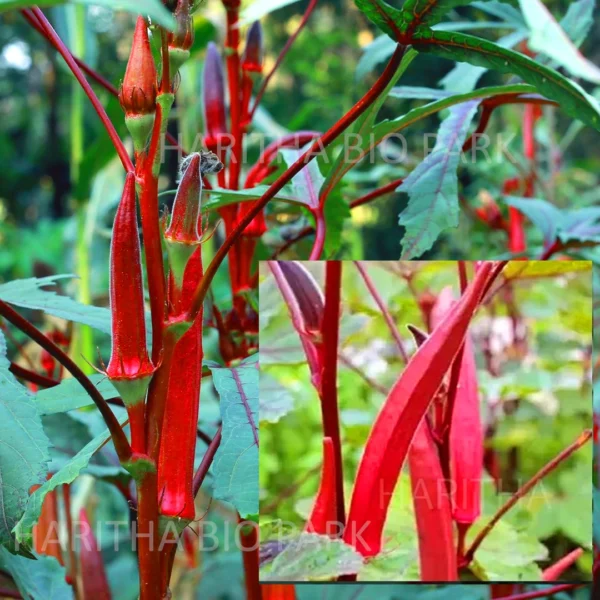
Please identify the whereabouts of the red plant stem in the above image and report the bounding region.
[538,240,563,260]
[136,471,161,600]
[542,547,584,581]
[23,8,185,156]
[305,437,337,536]
[458,261,468,293]
[308,211,326,260]
[145,329,178,462]
[271,177,404,258]
[193,425,223,496]
[188,44,407,319]
[0,300,131,463]
[354,261,409,364]
[350,178,404,210]
[249,0,319,119]
[495,584,585,600]
[225,5,243,190]
[464,429,592,564]
[137,154,166,365]
[62,485,77,586]
[320,261,346,531]
[9,363,58,388]
[0,589,21,599]
[28,8,133,173]
[238,518,261,600]
[244,132,321,188]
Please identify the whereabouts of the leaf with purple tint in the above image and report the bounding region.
[208,354,259,517]
[398,100,480,259]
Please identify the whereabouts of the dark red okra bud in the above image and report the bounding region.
[165,152,222,291]
[119,17,157,152]
[106,173,154,401]
[269,261,324,390]
[242,22,263,74]
[202,43,228,150]
[168,0,194,76]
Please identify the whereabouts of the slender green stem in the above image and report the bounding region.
[463,429,592,564]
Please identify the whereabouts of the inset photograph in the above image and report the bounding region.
[259,261,593,583]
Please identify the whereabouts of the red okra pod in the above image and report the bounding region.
[431,287,484,533]
[408,423,457,581]
[202,43,228,151]
[343,263,493,557]
[157,248,203,524]
[305,437,337,537]
[542,548,584,581]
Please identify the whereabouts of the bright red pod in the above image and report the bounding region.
[305,437,337,537]
[408,423,457,581]
[106,173,154,386]
[202,43,228,150]
[78,508,111,600]
[157,248,203,524]
[343,263,493,557]
[431,287,484,535]
[542,548,583,581]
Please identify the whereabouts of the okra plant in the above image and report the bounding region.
[260,261,593,584]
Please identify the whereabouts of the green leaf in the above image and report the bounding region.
[208,355,259,518]
[354,0,404,40]
[468,519,547,581]
[34,374,117,415]
[411,30,600,131]
[504,197,600,249]
[400,0,519,31]
[398,100,480,259]
[278,149,325,212]
[202,185,300,212]
[13,418,126,549]
[0,547,74,599]
[0,0,175,29]
[518,0,600,84]
[260,533,364,581]
[0,332,50,552]
[560,0,596,47]
[0,275,111,334]
[503,197,561,246]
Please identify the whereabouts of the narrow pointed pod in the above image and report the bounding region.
[106,172,154,460]
[343,262,494,557]
[542,548,584,581]
[78,509,111,600]
[408,422,457,581]
[431,285,484,552]
[305,437,338,537]
[157,248,204,527]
